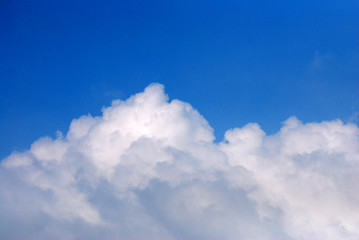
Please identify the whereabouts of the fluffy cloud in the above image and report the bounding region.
[1,83,358,240]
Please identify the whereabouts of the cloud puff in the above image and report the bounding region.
[1,83,358,240]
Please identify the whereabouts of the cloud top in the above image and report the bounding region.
[1,83,359,240]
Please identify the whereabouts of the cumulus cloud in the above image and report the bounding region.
[1,83,358,240]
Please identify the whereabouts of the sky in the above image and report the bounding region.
[1,1,359,239]
[1,0,358,159]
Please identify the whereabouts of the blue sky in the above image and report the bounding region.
[1,2,359,239]
[1,0,358,159]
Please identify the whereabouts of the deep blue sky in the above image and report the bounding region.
[1,0,358,159]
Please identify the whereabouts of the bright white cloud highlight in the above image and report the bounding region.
[1,83,358,240]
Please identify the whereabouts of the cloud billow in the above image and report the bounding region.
[1,83,358,240]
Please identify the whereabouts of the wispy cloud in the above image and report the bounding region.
[310,51,336,71]
[1,84,358,240]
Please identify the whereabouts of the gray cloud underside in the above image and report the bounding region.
[1,84,358,240]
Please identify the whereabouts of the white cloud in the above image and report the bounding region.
[1,83,359,240]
